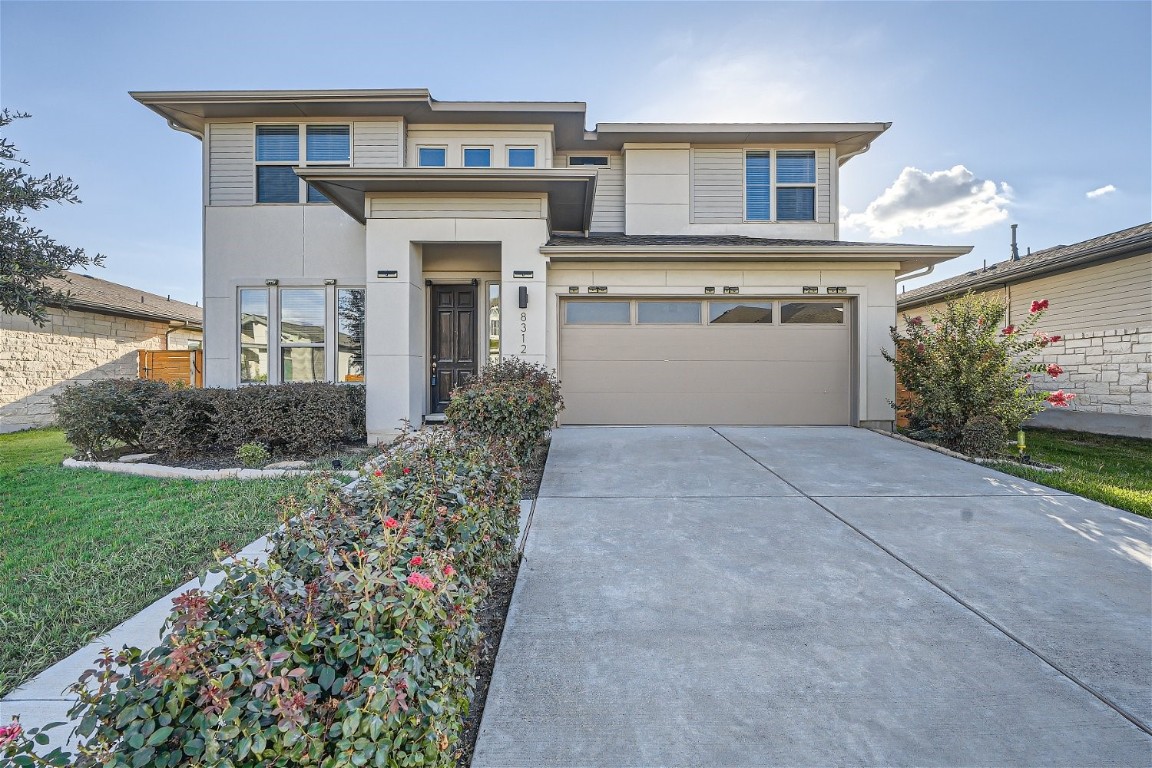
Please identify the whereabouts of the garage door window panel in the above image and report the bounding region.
[709,302,774,324]
[637,301,702,324]
[781,302,845,324]
[565,301,631,325]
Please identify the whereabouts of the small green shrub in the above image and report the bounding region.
[41,428,521,768]
[959,414,1009,458]
[235,441,270,468]
[446,357,562,463]
[884,294,1072,451]
[215,383,366,455]
[52,378,169,457]
[140,386,224,457]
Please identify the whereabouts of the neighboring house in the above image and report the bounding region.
[133,88,970,441]
[898,223,1152,438]
[0,272,203,432]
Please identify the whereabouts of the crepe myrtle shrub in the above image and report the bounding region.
[445,357,563,464]
[30,428,522,767]
[52,377,169,457]
[212,383,367,455]
[883,293,1074,451]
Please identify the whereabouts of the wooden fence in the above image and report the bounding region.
[139,349,203,387]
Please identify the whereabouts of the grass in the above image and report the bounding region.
[0,429,311,697]
[988,428,1152,518]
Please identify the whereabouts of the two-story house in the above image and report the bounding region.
[132,89,970,442]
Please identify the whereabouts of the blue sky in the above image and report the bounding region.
[2,1,1149,304]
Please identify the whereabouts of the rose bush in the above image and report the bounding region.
[883,292,1074,454]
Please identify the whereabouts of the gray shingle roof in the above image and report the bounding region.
[545,233,922,248]
[899,222,1152,308]
[44,271,203,326]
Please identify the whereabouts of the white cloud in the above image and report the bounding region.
[1086,184,1116,199]
[842,165,1012,239]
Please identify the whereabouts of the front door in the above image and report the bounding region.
[429,284,477,413]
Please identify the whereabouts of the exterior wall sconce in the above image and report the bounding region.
[518,286,528,308]
[324,278,337,285]
[264,279,279,286]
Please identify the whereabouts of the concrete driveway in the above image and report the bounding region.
[473,426,1152,767]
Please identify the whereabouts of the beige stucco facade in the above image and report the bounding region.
[0,306,202,432]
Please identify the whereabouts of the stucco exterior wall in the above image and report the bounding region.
[0,307,202,431]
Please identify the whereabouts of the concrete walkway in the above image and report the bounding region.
[473,426,1152,767]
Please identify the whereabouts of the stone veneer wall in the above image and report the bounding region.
[0,306,202,431]
[1036,327,1151,417]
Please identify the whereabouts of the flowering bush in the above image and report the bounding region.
[10,428,522,767]
[445,357,563,464]
[884,292,1073,453]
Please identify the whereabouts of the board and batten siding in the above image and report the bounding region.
[690,147,833,224]
[368,194,547,220]
[208,123,254,206]
[353,120,403,168]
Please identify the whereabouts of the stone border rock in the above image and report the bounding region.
[869,429,1063,472]
[62,457,359,481]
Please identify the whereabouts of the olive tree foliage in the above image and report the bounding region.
[0,109,103,325]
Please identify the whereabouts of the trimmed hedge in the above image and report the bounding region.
[54,381,366,458]
[32,429,522,767]
[445,357,562,463]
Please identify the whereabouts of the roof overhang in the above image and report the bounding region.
[540,243,970,276]
[129,89,590,144]
[295,167,598,232]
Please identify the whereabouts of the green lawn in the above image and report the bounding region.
[989,428,1152,518]
[0,429,309,697]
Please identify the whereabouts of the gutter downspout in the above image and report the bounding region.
[165,321,192,350]
[895,263,935,285]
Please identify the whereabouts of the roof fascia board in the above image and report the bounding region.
[540,244,970,257]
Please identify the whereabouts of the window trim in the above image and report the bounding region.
[417,145,448,167]
[507,146,537,168]
[742,149,818,223]
[254,123,350,205]
[462,146,493,168]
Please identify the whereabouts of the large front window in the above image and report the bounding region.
[255,124,349,204]
[238,285,365,385]
[745,150,816,221]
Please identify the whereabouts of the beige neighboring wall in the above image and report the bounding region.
[900,253,1152,422]
[0,307,203,431]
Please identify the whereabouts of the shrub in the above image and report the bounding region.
[214,383,366,455]
[235,441,271,468]
[883,293,1073,451]
[41,428,521,768]
[445,357,562,463]
[52,378,168,457]
[140,386,225,457]
[959,414,1009,458]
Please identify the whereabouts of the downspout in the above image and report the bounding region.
[895,263,935,285]
[165,320,191,350]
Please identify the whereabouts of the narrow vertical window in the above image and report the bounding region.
[745,151,771,221]
[508,147,536,167]
[305,125,350,203]
[337,288,366,382]
[239,289,269,383]
[280,288,326,382]
[487,283,501,364]
[255,126,300,203]
[776,151,816,221]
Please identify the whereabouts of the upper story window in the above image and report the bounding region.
[745,150,816,221]
[418,147,446,167]
[463,147,492,167]
[255,124,349,204]
[508,147,536,167]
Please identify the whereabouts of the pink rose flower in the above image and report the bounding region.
[410,556,423,566]
[407,572,435,591]
[384,517,399,529]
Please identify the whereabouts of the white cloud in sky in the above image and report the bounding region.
[842,165,1012,239]
[1085,184,1116,199]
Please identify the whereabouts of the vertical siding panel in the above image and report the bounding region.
[353,120,402,168]
[208,123,254,206]
[691,148,743,224]
[590,154,625,232]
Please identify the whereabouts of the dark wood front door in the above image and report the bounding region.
[430,284,477,413]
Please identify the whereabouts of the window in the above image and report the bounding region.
[636,301,702,324]
[745,150,817,221]
[418,147,446,167]
[336,289,365,382]
[781,302,844,324]
[280,289,326,382]
[709,302,773,324]
[487,284,501,364]
[508,147,536,168]
[565,301,631,325]
[568,156,610,167]
[255,124,348,204]
[239,289,269,383]
[463,147,492,167]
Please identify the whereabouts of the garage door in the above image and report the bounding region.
[559,298,852,425]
